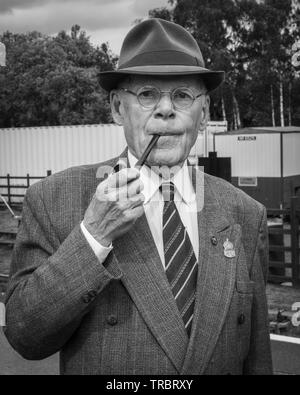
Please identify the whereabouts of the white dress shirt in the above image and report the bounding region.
[81,150,199,267]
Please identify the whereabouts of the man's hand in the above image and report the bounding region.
[83,167,144,247]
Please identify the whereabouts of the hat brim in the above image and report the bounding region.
[99,65,225,93]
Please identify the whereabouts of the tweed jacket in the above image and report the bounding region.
[4,152,273,375]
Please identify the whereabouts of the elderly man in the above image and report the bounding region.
[4,19,272,375]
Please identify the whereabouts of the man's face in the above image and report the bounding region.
[111,75,209,167]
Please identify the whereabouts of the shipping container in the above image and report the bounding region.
[0,124,126,177]
[213,127,300,209]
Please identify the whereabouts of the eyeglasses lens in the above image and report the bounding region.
[137,87,194,109]
[137,88,160,108]
[172,88,194,108]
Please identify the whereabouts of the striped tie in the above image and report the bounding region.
[160,182,198,336]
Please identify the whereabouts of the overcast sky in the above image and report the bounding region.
[0,0,170,54]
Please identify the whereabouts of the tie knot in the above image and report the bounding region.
[160,182,175,201]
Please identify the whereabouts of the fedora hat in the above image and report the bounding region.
[99,18,225,92]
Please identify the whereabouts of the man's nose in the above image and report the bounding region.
[153,93,175,119]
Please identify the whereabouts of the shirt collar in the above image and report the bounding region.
[127,149,195,206]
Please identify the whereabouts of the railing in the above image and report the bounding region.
[267,196,300,287]
[0,170,51,206]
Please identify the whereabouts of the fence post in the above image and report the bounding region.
[291,196,300,287]
[47,170,52,177]
[26,173,30,188]
[7,173,11,206]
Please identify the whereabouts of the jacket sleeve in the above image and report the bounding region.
[243,205,273,375]
[4,184,122,360]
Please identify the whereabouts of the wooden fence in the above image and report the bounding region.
[267,196,300,287]
[0,171,52,206]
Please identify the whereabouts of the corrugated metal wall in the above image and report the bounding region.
[214,133,281,177]
[0,122,225,177]
[283,133,300,177]
[0,124,126,176]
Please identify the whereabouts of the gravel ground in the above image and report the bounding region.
[0,208,21,232]
[0,208,21,277]
[267,283,300,311]
[0,329,59,375]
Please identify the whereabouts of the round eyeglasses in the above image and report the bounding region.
[119,86,206,110]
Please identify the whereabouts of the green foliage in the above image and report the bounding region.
[0,26,117,127]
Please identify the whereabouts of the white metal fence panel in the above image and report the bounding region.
[283,133,300,177]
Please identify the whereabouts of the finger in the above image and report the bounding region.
[107,167,140,189]
[106,177,143,200]
[112,158,127,173]
[102,190,144,208]
[109,179,144,201]
[130,205,145,219]
[122,178,144,198]
[129,193,145,208]
[124,205,145,222]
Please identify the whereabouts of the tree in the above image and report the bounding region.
[237,0,297,126]
[149,0,244,129]
[0,26,117,127]
[148,0,300,128]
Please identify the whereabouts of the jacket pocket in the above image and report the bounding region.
[236,280,255,294]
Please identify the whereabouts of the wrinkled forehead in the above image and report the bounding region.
[118,74,207,91]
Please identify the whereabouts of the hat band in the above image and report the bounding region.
[118,50,203,70]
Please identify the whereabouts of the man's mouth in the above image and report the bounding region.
[151,132,183,137]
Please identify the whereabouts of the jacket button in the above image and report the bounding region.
[211,236,218,246]
[81,290,97,304]
[82,294,91,304]
[107,315,118,326]
[238,313,246,325]
[88,290,97,299]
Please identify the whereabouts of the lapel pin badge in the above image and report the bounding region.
[223,238,236,258]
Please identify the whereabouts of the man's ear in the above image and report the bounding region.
[198,95,210,132]
[110,90,123,126]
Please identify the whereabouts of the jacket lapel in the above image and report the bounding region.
[181,168,241,374]
[112,213,189,373]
